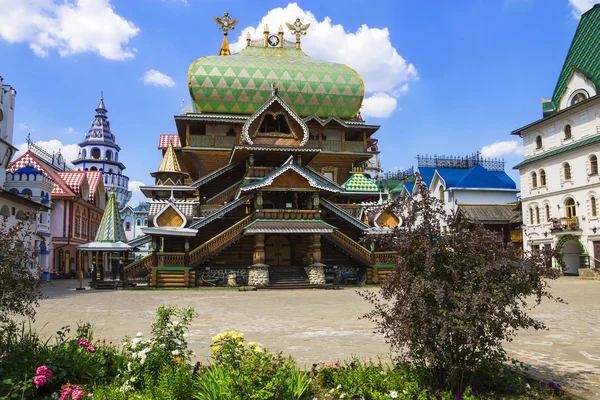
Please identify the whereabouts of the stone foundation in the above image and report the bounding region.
[200,267,249,286]
[305,263,325,285]
[248,264,270,286]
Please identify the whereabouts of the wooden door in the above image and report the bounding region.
[265,236,292,266]
[594,241,600,268]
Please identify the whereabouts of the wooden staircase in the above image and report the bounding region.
[324,230,372,265]
[149,267,196,288]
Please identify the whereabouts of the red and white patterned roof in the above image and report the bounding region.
[85,171,102,201]
[57,171,86,196]
[9,152,76,197]
[158,134,181,149]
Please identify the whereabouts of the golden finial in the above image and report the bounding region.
[214,12,238,36]
[541,98,552,103]
[286,18,310,49]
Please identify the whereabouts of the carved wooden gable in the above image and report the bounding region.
[268,169,314,190]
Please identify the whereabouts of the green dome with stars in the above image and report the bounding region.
[187,46,365,119]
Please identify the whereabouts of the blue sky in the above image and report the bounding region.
[0,0,595,204]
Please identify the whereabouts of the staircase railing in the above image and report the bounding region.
[207,182,241,205]
[124,253,153,279]
[190,214,254,265]
[374,251,397,265]
[328,230,372,264]
[157,252,185,266]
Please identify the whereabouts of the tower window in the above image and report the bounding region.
[540,169,546,186]
[565,198,576,218]
[259,113,291,134]
[81,149,86,158]
[571,91,588,106]
[592,197,597,218]
[439,185,445,202]
[564,124,572,139]
[105,150,113,161]
[564,162,572,180]
[91,148,101,159]
[545,204,550,221]
[591,155,598,175]
[531,171,537,188]
[535,206,540,224]
[535,135,543,149]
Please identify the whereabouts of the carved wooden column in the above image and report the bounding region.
[363,130,367,152]
[92,251,97,285]
[305,234,325,284]
[253,234,266,265]
[341,129,346,151]
[312,234,322,265]
[184,237,190,267]
[210,123,216,147]
[319,129,323,148]
[249,233,269,286]
[185,122,190,147]
[306,236,313,265]
[151,237,158,267]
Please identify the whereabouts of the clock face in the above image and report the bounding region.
[268,34,280,47]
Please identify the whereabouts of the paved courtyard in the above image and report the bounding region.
[33,277,600,398]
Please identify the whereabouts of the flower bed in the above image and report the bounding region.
[0,307,574,399]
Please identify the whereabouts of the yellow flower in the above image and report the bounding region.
[172,356,182,364]
[248,341,257,348]
[212,345,221,352]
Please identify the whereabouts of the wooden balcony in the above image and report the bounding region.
[305,140,367,153]
[255,209,321,220]
[189,135,236,148]
[247,166,277,178]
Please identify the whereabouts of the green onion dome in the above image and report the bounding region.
[188,46,365,119]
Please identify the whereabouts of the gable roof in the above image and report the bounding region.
[434,164,516,190]
[10,152,76,197]
[551,5,600,107]
[417,167,436,188]
[342,172,379,192]
[159,134,181,149]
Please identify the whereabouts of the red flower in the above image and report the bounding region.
[33,375,46,387]
[86,345,96,353]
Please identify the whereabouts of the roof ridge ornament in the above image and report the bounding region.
[214,11,238,56]
[286,18,310,49]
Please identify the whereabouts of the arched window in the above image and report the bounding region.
[22,188,33,199]
[144,219,148,226]
[529,208,534,225]
[439,185,445,202]
[0,205,9,216]
[592,197,598,218]
[535,135,543,149]
[564,124,572,139]
[259,113,291,134]
[115,153,118,161]
[591,155,598,175]
[105,150,113,161]
[545,204,551,221]
[535,207,540,224]
[540,169,546,186]
[15,210,24,220]
[81,149,86,158]
[125,222,131,231]
[571,91,588,106]
[565,198,577,218]
[564,163,572,180]
[90,166,98,171]
[531,172,537,188]
[136,219,141,226]
[91,148,101,159]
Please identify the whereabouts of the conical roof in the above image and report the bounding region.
[156,144,183,173]
[95,189,127,243]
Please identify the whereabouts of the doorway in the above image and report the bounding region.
[265,236,291,266]
[561,238,583,275]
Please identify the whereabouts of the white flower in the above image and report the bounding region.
[380,370,386,375]
[340,394,346,399]
[183,333,189,338]
[526,383,531,390]
[389,391,398,399]
[131,337,143,344]
[336,384,341,390]
[172,349,181,355]
[51,393,59,399]
[136,332,143,337]
[174,339,182,345]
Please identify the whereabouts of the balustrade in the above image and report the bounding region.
[124,253,153,278]
[304,139,365,152]
[255,209,320,220]
[330,230,371,262]
[189,215,254,264]
[189,135,236,148]
[247,167,277,178]
[374,251,397,265]
[207,182,241,205]
[157,252,185,266]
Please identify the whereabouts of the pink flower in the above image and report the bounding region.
[71,389,85,399]
[86,345,96,353]
[1,351,6,358]
[78,339,89,347]
[33,375,47,387]
[35,365,53,378]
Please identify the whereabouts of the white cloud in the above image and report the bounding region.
[229,2,417,118]
[361,93,397,118]
[569,0,596,18]
[127,180,148,206]
[0,0,140,60]
[142,69,176,87]
[17,139,81,164]
[19,123,31,131]
[65,127,77,134]
[481,140,523,158]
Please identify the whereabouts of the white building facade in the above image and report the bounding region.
[513,4,600,275]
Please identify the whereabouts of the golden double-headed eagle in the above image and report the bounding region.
[286,18,311,41]
[214,12,239,36]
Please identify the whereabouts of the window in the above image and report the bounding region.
[531,172,537,188]
[564,163,572,180]
[565,198,577,218]
[90,166,98,171]
[91,148,101,159]
[529,208,534,225]
[105,150,113,161]
[531,244,540,255]
[143,219,148,226]
[259,113,291,134]
[564,124,572,139]
[136,219,141,226]
[591,155,598,175]
[540,169,546,186]
[0,205,9,216]
[81,149,86,158]
[571,91,588,106]
[536,207,540,224]
[535,135,543,149]
[592,197,598,218]
[22,188,33,199]
[125,222,131,231]
[439,185,445,201]
[545,204,551,221]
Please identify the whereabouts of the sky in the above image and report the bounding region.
[0,0,596,205]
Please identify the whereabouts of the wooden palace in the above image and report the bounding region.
[124,13,398,287]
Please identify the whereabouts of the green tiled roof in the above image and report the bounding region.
[551,5,600,107]
[343,172,379,192]
[188,46,364,119]
[95,190,127,243]
[513,134,600,169]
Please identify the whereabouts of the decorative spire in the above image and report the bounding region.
[95,190,127,243]
[157,143,182,173]
[214,12,238,56]
[96,92,107,117]
[84,94,114,143]
[286,18,310,49]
